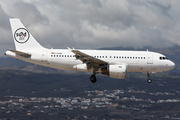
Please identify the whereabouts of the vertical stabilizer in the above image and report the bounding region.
[9,18,44,50]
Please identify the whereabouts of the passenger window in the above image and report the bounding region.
[110,56,111,58]
[106,56,107,58]
[62,55,63,57]
[119,56,121,58]
[67,55,69,57]
[130,57,132,59]
[51,55,53,57]
[59,55,61,57]
[127,57,129,59]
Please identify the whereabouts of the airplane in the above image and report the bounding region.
[5,18,175,83]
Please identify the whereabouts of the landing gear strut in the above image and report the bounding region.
[90,74,97,83]
[147,72,152,83]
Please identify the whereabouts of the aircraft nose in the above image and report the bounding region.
[169,61,175,70]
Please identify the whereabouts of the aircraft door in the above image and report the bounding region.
[147,53,153,64]
[42,50,47,62]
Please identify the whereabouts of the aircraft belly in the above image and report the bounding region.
[127,63,153,72]
[48,58,81,70]
[66,61,77,70]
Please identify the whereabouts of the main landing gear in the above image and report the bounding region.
[147,72,152,83]
[90,68,99,83]
[90,74,97,83]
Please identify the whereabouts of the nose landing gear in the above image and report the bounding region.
[90,74,97,83]
[147,72,152,83]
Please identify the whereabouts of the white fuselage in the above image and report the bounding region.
[5,48,175,73]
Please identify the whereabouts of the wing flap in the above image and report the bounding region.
[71,50,108,64]
[8,49,31,58]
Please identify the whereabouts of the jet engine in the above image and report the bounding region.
[73,63,93,72]
[108,64,127,79]
[73,64,88,72]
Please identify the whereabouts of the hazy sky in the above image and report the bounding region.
[0,0,180,56]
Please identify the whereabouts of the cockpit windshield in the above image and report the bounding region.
[159,57,168,60]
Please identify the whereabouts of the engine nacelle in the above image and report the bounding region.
[73,64,93,72]
[109,64,127,79]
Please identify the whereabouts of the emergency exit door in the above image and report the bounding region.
[147,53,153,64]
[42,51,47,62]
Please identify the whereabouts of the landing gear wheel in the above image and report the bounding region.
[147,79,152,83]
[90,75,97,83]
[147,72,152,83]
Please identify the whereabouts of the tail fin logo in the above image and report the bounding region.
[14,28,30,43]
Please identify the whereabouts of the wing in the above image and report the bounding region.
[71,50,108,65]
[8,49,31,58]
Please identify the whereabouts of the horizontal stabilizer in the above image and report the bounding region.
[8,49,31,58]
